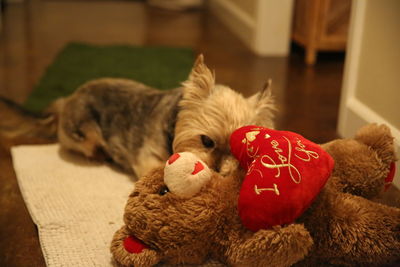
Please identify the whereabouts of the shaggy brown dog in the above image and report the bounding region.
[0,55,275,178]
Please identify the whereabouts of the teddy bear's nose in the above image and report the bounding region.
[164,152,212,198]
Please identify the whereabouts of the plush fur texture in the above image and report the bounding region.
[0,55,275,178]
[111,124,399,267]
[111,167,313,267]
[295,123,400,266]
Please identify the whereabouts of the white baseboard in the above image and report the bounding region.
[338,98,400,188]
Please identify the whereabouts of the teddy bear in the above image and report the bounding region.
[110,123,399,267]
[230,124,399,266]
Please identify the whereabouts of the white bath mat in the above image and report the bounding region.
[12,144,223,267]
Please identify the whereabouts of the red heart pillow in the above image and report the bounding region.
[230,126,334,232]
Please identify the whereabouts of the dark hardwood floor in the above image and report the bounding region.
[0,1,398,266]
[0,0,346,142]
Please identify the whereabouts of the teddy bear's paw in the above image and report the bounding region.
[111,226,161,267]
[355,123,397,166]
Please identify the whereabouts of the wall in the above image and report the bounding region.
[338,0,400,187]
[209,0,294,56]
[229,0,256,17]
[354,0,400,129]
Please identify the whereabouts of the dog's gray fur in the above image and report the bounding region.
[56,78,182,176]
[0,55,275,178]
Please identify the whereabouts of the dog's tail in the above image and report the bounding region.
[0,96,62,142]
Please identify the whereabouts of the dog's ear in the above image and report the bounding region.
[249,79,274,107]
[256,79,273,102]
[182,54,215,100]
[248,79,276,126]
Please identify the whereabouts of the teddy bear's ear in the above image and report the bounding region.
[111,226,161,266]
[164,152,212,198]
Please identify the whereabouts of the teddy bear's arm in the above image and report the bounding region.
[110,226,161,267]
[226,224,313,267]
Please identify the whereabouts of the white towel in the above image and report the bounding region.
[12,144,223,267]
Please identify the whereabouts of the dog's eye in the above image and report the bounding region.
[159,186,170,196]
[201,135,215,148]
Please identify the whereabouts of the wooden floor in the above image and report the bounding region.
[0,0,345,142]
[0,1,398,266]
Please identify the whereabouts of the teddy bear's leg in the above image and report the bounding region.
[110,226,162,267]
[323,124,396,199]
[306,193,400,266]
[225,224,313,267]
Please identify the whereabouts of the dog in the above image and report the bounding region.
[0,55,275,178]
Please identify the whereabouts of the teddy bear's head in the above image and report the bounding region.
[115,152,239,265]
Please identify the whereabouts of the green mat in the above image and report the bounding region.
[24,43,194,112]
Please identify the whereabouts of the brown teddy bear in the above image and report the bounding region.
[110,124,399,267]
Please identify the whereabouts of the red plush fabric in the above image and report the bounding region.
[192,161,205,175]
[385,162,396,191]
[230,126,334,231]
[168,153,181,164]
[123,235,148,254]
